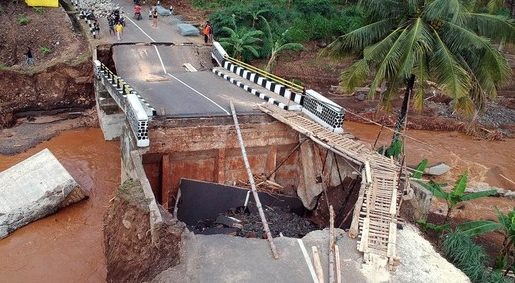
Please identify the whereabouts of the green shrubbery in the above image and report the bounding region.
[199,0,365,62]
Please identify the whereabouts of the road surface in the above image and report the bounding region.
[104,0,263,117]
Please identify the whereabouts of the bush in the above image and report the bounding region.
[17,14,31,26]
[294,0,335,17]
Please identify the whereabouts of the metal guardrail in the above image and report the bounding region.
[224,56,305,94]
[94,60,150,147]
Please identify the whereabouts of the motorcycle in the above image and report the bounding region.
[134,12,142,20]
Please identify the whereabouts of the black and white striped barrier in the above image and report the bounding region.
[71,0,99,38]
[212,69,299,111]
[211,41,345,132]
[94,60,152,147]
[222,61,304,105]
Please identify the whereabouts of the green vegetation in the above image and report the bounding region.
[442,231,509,283]
[17,14,31,26]
[40,46,53,55]
[195,0,365,63]
[218,18,263,61]
[419,172,497,223]
[413,165,512,280]
[457,208,515,273]
[33,6,45,15]
[323,0,515,116]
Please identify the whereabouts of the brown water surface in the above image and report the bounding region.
[344,121,515,190]
[0,128,119,282]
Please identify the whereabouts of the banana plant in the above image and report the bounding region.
[420,172,497,223]
[457,208,515,273]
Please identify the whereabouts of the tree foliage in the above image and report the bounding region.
[322,0,515,115]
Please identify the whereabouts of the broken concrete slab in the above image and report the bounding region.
[0,148,87,239]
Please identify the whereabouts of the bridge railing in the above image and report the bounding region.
[94,60,150,147]
[212,42,345,132]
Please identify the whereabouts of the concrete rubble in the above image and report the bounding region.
[0,148,87,239]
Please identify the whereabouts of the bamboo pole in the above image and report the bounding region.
[329,205,335,283]
[230,101,279,259]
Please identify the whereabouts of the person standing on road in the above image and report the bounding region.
[115,21,124,41]
[152,8,158,28]
[108,15,115,36]
[203,21,212,44]
[25,47,34,65]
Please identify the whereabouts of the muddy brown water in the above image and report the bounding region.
[0,128,119,282]
[345,121,515,190]
[345,121,515,225]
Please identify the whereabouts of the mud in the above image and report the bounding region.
[104,180,186,283]
[0,109,98,155]
[0,128,119,282]
[0,60,95,128]
[344,121,515,190]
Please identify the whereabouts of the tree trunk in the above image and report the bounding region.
[392,74,416,142]
[265,52,277,73]
[443,206,452,224]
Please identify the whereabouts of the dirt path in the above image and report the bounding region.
[0,128,119,282]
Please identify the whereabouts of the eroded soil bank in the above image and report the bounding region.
[0,128,119,282]
[104,180,185,283]
[0,2,94,128]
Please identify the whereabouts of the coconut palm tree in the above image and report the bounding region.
[322,0,514,138]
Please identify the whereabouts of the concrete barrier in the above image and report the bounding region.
[0,149,86,238]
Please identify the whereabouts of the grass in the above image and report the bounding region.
[40,46,53,55]
[17,14,31,26]
[33,7,44,15]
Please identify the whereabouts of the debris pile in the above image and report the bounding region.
[191,204,318,238]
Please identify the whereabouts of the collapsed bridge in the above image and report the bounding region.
[88,17,404,277]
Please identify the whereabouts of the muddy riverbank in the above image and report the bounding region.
[0,128,119,282]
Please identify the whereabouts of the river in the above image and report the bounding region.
[344,121,515,190]
[0,128,119,282]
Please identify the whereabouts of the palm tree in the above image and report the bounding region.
[322,0,514,138]
[218,26,263,61]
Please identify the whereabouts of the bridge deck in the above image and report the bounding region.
[113,45,264,117]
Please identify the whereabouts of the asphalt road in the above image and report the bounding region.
[105,0,263,117]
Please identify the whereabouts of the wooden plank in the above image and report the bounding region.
[335,245,342,283]
[312,246,324,283]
